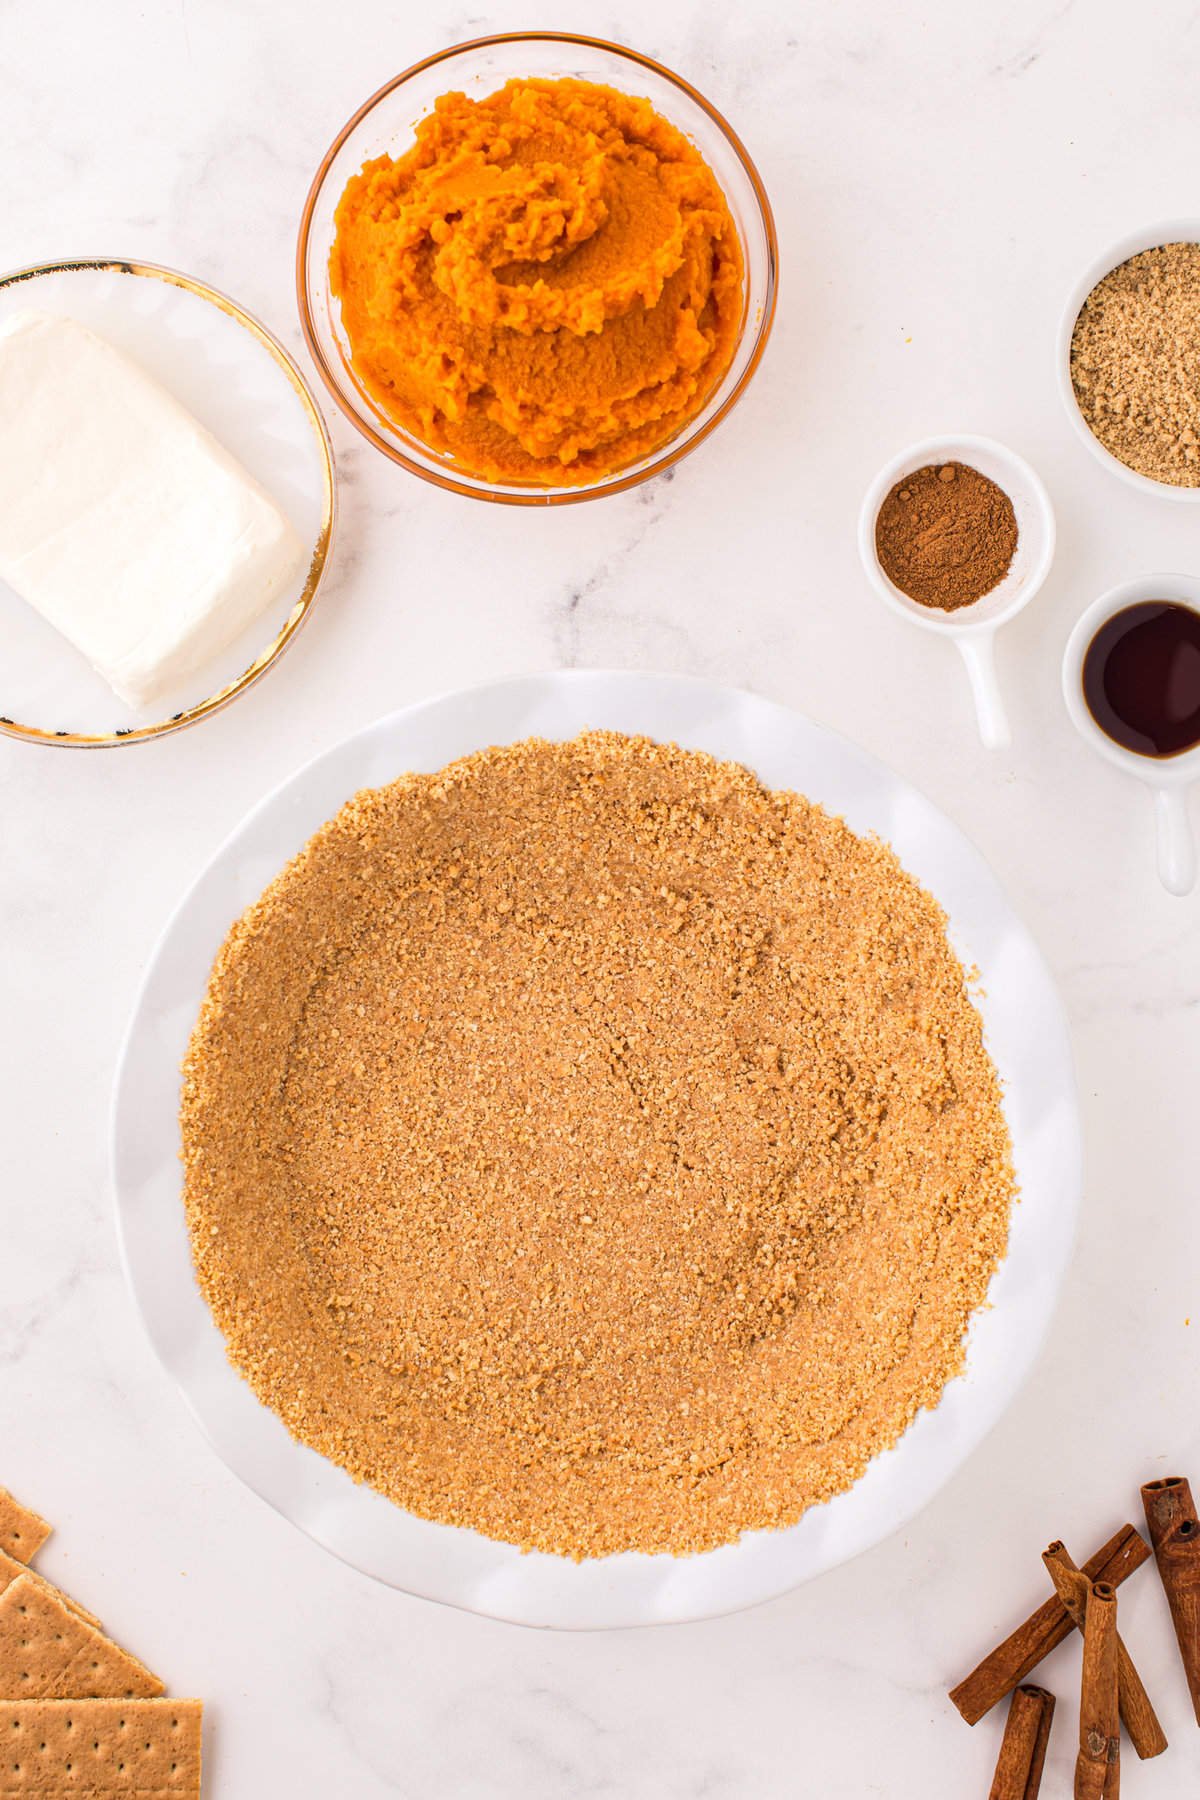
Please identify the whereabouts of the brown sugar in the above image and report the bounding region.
[180,733,1015,1559]
[1070,241,1200,487]
[875,461,1018,611]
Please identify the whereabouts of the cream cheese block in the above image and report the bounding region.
[0,311,305,709]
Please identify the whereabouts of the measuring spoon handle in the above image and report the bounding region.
[1154,787,1197,896]
[956,633,1011,751]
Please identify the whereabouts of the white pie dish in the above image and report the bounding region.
[110,670,1081,1628]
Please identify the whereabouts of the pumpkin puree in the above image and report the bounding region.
[330,78,744,485]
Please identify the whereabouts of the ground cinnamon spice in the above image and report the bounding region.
[875,461,1018,611]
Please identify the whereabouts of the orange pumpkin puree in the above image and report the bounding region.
[330,78,744,486]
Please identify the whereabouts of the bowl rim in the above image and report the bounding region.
[0,256,336,749]
[857,433,1057,638]
[294,31,779,506]
[1056,220,1200,501]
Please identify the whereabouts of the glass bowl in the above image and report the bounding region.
[296,32,778,505]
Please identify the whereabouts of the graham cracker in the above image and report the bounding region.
[0,1696,201,1791]
[0,1494,49,1566]
[0,1551,100,1633]
[0,1577,161,1700]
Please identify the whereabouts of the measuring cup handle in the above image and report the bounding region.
[955,634,1011,750]
[1154,787,1197,896]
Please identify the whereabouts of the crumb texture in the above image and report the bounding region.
[181,732,1015,1558]
[1071,242,1200,486]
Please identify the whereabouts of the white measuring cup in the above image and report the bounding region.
[859,435,1056,750]
[1063,574,1200,896]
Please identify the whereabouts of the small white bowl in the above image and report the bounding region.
[858,435,1056,749]
[1063,573,1200,896]
[1057,219,1200,500]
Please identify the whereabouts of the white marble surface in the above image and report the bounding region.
[3,0,1200,1792]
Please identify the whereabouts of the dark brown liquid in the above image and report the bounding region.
[1082,601,1200,757]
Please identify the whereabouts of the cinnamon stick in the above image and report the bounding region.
[949,1524,1151,1725]
[988,1685,1055,1800]
[1043,1542,1167,1759]
[1141,1475,1200,1726]
[1075,1582,1119,1800]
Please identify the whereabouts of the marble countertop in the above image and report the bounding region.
[4,0,1200,1792]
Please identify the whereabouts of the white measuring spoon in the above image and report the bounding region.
[859,434,1056,750]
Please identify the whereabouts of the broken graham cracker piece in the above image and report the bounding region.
[0,1493,50,1566]
[0,1550,101,1633]
[0,1496,100,1641]
[0,1576,162,1700]
[0,1696,202,1792]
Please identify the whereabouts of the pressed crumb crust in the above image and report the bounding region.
[180,732,1014,1559]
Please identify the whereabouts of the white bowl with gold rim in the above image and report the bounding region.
[0,258,335,748]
